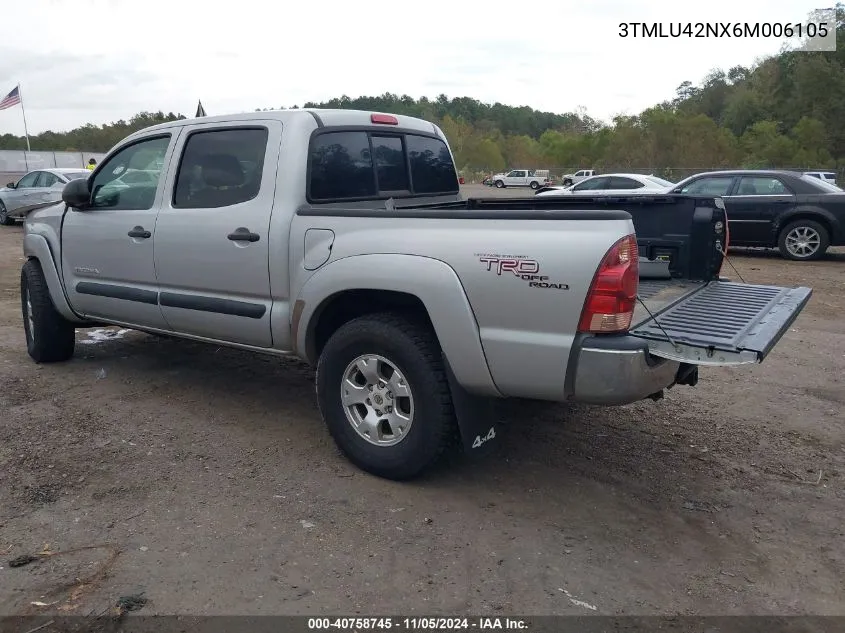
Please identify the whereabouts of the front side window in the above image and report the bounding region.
[608,177,645,189]
[677,176,734,196]
[173,127,268,209]
[573,176,610,191]
[36,172,61,187]
[16,172,39,188]
[91,135,170,210]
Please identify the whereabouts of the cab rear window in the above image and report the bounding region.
[309,130,458,201]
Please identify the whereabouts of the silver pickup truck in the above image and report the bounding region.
[20,109,812,480]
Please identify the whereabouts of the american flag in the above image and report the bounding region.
[0,86,21,110]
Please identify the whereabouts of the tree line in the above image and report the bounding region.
[2,4,842,180]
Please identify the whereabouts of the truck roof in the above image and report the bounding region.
[127,108,442,137]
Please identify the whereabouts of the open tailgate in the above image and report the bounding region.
[630,281,812,366]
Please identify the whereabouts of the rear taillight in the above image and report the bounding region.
[578,234,639,334]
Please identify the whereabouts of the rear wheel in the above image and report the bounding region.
[0,201,14,226]
[563,178,573,187]
[778,219,829,261]
[21,259,76,363]
[495,180,504,188]
[315,313,456,480]
[529,181,540,190]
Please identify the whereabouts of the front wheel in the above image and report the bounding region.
[495,180,504,188]
[778,219,829,261]
[21,259,76,363]
[0,201,14,226]
[316,313,457,480]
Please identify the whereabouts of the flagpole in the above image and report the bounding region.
[17,83,31,152]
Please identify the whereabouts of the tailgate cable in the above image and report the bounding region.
[718,247,747,284]
[635,295,677,348]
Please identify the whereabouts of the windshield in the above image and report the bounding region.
[645,175,674,188]
[800,174,842,192]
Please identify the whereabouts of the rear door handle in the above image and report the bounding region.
[128,226,151,239]
[227,227,260,243]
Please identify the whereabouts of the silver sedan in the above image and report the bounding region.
[0,168,90,225]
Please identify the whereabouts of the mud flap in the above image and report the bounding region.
[443,357,500,457]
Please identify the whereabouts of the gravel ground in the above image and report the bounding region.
[0,190,843,617]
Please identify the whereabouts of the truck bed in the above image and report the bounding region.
[300,193,811,365]
[464,194,811,365]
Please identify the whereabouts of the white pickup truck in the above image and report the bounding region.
[20,108,812,480]
[561,169,596,187]
[491,169,550,190]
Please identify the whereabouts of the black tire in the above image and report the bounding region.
[563,178,573,187]
[21,259,76,363]
[529,181,540,190]
[777,219,829,261]
[0,201,14,226]
[495,180,505,188]
[315,313,456,480]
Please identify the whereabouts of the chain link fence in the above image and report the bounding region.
[0,150,107,175]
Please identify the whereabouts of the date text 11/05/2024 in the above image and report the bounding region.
[307,617,528,630]
[619,21,830,38]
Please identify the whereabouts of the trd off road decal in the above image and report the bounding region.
[475,253,569,290]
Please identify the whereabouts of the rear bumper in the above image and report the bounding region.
[569,335,681,406]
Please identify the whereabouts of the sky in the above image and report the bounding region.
[0,0,836,136]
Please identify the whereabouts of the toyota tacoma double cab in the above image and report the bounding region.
[561,169,596,187]
[20,109,812,480]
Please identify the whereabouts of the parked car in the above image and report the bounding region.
[0,168,90,225]
[490,169,550,190]
[20,109,810,480]
[560,169,596,187]
[669,169,845,261]
[803,171,838,186]
[536,173,674,196]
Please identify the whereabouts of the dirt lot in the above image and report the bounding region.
[0,189,843,617]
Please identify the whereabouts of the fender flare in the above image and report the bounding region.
[23,233,87,323]
[295,253,501,397]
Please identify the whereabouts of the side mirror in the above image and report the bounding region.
[62,177,91,209]
[6,182,15,189]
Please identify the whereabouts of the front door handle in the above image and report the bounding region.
[128,226,151,239]
[227,227,260,243]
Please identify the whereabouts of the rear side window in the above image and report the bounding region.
[309,129,458,201]
[736,176,790,195]
[406,135,459,194]
[310,132,376,200]
[173,127,268,209]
